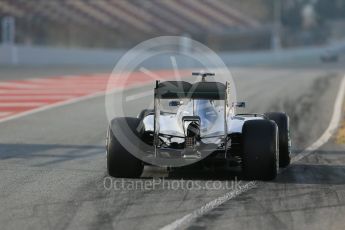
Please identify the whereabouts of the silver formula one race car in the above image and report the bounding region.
[106,72,291,180]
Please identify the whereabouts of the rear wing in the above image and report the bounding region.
[155,81,226,100]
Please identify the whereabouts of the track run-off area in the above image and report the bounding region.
[0,70,191,123]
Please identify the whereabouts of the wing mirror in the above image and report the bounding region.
[233,102,246,108]
[169,100,184,107]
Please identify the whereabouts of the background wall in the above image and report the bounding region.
[1,41,344,67]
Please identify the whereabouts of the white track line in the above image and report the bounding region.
[291,75,345,163]
[160,75,345,230]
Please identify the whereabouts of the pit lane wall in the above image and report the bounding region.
[0,41,344,67]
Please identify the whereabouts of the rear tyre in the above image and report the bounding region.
[264,112,291,168]
[107,117,144,178]
[242,120,278,181]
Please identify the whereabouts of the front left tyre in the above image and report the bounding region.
[106,117,144,178]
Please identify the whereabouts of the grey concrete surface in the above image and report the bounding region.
[0,64,344,230]
[188,142,345,230]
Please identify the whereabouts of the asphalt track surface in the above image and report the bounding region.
[0,61,345,230]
